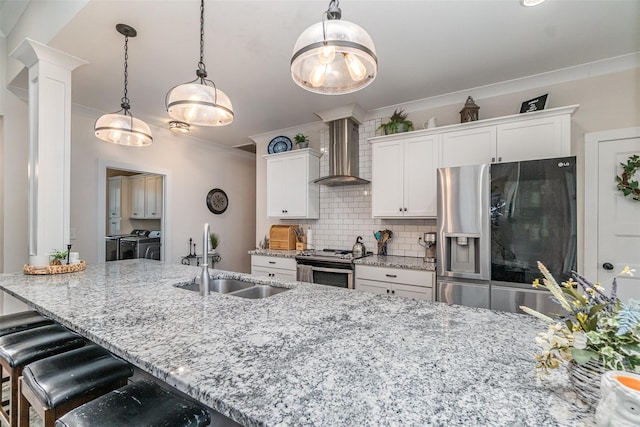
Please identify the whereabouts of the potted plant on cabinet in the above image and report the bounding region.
[377,109,414,135]
[294,133,309,149]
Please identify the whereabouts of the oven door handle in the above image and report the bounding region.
[310,266,352,274]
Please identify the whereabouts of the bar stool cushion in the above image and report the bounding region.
[22,343,134,408]
[0,324,84,368]
[55,381,211,427]
[0,311,53,338]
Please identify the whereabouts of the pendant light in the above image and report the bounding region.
[165,0,234,126]
[291,0,377,95]
[95,24,152,147]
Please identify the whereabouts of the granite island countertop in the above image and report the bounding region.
[0,260,592,426]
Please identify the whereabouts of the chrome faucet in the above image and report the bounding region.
[199,222,211,296]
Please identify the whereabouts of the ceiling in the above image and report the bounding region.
[6,0,640,148]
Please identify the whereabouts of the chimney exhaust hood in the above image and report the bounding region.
[313,103,369,186]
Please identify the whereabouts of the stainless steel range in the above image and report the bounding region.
[295,249,370,289]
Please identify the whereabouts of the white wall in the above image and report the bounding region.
[70,108,256,274]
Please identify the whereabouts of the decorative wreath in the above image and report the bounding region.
[616,154,640,201]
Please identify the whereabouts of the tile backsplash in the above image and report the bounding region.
[281,117,436,258]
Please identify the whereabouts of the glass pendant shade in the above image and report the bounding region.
[95,113,153,147]
[291,19,377,95]
[166,83,234,126]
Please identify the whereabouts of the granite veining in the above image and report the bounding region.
[354,255,436,271]
[248,249,299,258]
[0,260,593,426]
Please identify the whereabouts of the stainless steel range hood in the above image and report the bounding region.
[313,117,369,186]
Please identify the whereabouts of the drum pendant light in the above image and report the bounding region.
[165,0,234,126]
[95,24,153,147]
[291,0,377,95]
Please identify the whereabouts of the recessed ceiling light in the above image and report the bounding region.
[169,121,190,134]
[521,0,546,6]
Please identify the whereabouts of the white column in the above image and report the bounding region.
[10,39,86,259]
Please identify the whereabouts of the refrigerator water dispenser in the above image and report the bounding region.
[445,235,480,274]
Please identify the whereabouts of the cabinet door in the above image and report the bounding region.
[266,157,288,217]
[392,283,433,301]
[371,140,404,217]
[145,175,162,218]
[251,266,296,281]
[108,218,121,235]
[496,115,567,163]
[355,278,389,296]
[108,177,121,218]
[129,177,145,218]
[283,154,308,217]
[441,126,496,167]
[404,135,438,217]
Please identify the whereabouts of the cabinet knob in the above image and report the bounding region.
[386,289,390,293]
[269,261,276,264]
[399,207,402,212]
[385,274,397,278]
[603,262,614,271]
[491,157,496,163]
[403,207,407,211]
[391,289,395,294]
[498,157,502,162]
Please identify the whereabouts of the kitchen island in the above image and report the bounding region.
[0,260,591,426]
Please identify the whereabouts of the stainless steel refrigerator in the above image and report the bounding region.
[436,157,577,315]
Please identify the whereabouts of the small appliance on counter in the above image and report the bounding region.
[418,232,436,263]
[269,225,298,250]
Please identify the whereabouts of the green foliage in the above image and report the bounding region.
[616,154,640,201]
[377,109,414,135]
[50,250,69,260]
[616,300,640,336]
[209,233,219,250]
[294,133,308,144]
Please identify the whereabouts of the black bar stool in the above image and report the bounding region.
[0,323,84,426]
[0,311,54,417]
[19,343,134,427]
[0,311,53,338]
[55,381,211,427]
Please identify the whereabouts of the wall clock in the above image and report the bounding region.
[206,188,228,214]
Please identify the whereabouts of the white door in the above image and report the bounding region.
[440,126,495,167]
[285,154,308,217]
[266,157,287,217]
[585,128,640,303]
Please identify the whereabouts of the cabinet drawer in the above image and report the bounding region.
[356,265,433,287]
[251,267,297,281]
[251,255,297,271]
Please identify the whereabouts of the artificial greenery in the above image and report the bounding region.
[616,154,640,201]
[377,109,414,135]
[209,232,219,250]
[521,262,639,375]
[49,249,69,265]
[294,133,308,144]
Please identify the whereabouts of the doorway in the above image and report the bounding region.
[585,127,640,302]
[97,160,172,263]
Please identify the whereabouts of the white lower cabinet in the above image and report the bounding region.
[355,265,434,301]
[251,255,297,281]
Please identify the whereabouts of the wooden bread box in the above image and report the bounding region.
[269,225,298,250]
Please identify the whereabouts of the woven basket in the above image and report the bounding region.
[23,261,86,275]
[568,359,605,406]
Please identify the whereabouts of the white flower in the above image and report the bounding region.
[620,266,636,277]
[573,331,588,349]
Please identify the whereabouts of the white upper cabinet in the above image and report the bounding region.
[129,174,162,219]
[265,149,320,219]
[440,105,577,168]
[371,134,438,218]
[129,176,145,218]
[144,175,162,218]
[107,176,128,219]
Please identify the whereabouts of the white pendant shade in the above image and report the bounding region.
[95,113,153,147]
[166,83,234,126]
[291,19,377,95]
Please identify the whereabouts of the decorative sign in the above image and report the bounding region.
[520,94,548,113]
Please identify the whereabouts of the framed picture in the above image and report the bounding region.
[520,94,548,113]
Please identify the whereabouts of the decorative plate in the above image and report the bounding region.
[268,136,292,154]
[206,188,228,214]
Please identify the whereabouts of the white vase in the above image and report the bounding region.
[595,370,640,426]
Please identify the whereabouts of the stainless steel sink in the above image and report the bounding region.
[175,278,254,293]
[228,285,289,299]
[175,279,289,299]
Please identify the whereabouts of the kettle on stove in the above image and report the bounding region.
[352,236,366,258]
